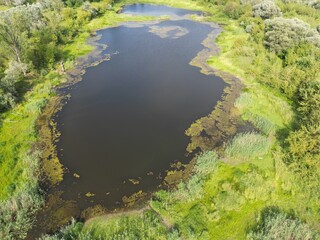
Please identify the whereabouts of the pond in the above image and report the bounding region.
[54,4,226,211]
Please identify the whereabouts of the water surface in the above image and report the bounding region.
[122,4,202,17]
[54,4,226,210]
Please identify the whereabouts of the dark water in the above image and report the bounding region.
[54,5,226,210]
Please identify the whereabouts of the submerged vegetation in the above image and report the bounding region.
[0,0,320,238]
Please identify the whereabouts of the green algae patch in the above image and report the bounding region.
[36,95,64,185]
[186,21,243,154]
[122,190,148,207]
[27,191,80,238]
[85,192,96,197]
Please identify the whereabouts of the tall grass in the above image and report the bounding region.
[85,210,168,240]
[0,77,53,239]
[40,219,93,240]
[225,132,272,162]
[0,152,43,239]
[0,188,43,240]
[194,151,219,177]
[242,112,276,135]
[247,208,319,240]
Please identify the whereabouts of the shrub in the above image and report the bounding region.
[224,1,245,19]
[287,125,320,161]
[247,207,318,239]
[253,0,282,19]
[0,189,43,239]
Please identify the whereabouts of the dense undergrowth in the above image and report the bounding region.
[1,0,320,238]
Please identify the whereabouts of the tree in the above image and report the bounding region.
[287,125,320,160]
[253,0,282,19]
[27,26,59,70]
[224,1,245,19]
[0,4,43,64]
[264,17,320,54]
[0,60,28,111]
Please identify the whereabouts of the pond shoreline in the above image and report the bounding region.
[30,4,243,237]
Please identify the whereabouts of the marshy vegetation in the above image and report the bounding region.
[0,0,320,239]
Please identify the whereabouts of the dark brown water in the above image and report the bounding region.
[54,5,226,210]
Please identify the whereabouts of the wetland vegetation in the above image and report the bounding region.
[0,0,320,239]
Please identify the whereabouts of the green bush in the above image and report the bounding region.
[253,0,282,19]
[224,1,245,19]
